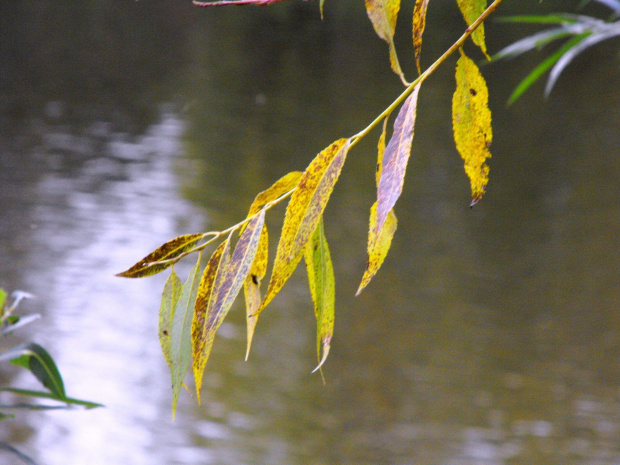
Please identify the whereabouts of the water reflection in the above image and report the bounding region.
[1,1,620,464]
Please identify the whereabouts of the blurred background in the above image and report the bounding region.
[1,1,619,464]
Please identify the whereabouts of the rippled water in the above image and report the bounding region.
[1,2,620,464]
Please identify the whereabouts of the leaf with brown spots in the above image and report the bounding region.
[258,138,350,316]
[243,225,268,360]
[413,0,431,74]
[456,0,490,59]
[116,234,204,278]
[159,269,183,368]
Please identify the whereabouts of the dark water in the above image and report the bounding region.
[1,1,620,464]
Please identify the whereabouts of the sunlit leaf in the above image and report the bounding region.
[413,0,431,74]
[303,219,335,372]
[375,84,420,238]
[365,0,408,84]
[259,138,351,315]
[3,343,66,400]
[170,253,202,418]
[357,202,397,295]
[191,241,228,403]
[246,171,303,219]
[452,49,493,205]
[194,211,265,403]
[116,233,204,278]
[159,270,183,367]
[456,0,489,59]
[244,225,268,360]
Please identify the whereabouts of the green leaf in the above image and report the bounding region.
[304,219,335,372]
[259,138,351,316]
[452,49,493,205]
[0,314,41,337]
[116,233,204,278]
[0,388,103,409]
[456,0,489,59]
[0,288,6,315]
[170,253,202,418]
[192,241,229,403]
[2,343,66,400]
[365,0,408,84]
[159,270,183,367]
[375,84,420,238]
[412,0,431,74]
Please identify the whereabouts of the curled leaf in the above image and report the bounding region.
[116,234,204,278]
[304,219,335,373]
[259,138,351,315]
[413,0,431,74]
[452,49,493,205]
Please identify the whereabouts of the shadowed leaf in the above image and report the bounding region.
[170,254,202,418]
[365,0,408,84]
[244,225,268,360]
[456,0,490,59]
[452,49,493,205]
[259,138,351,315]
[116,234,204,278]
[375,85,421,238]
[304,219,335,372]
[159,270,183,367]
[4,343,66,400]
[413,0,431,74]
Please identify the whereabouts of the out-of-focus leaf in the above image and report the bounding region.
[0,288,6,314]
[456,0,490,59]
[116,234,204,278]
[0,388,103,409]
[357,203,397,295]
[3,343,65,400]
[303,219,335,372]
[194,211,265,403]
[159,270,183,367]
[492,27,577,61]
[508,33,589,104]
[496,14,582,24]
[0,314,41,337]
[0,441,38,465]
[170,254,202,418]
[365,0,408,84]
[375,85,420,238]
[452,50,493,205]
[244,225,268,360]
[259,139,350,315]
[413,0,431,74]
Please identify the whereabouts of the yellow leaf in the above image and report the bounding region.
[304,219,335,372]
[243,224,268,360]
[116,233,204,278]
[452,49,493,205]
[412,0,431,74]
[259,138,350,315]
[375,116,389,187]
[456,0,490,59]
[246,171,303,220]
[365,0,408,85]
[357,202,397,295]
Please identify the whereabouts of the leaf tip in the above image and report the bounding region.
[311,344,330,373]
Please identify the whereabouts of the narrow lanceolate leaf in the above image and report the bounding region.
[246,171,303,219]
[244,225,268,360]
[375,116,389,187]
[159,270,183,367]
[413,0,431,74]
[5,343,66,400]
[456,0,489,59]
[170,253,202,418]
[259,138,351,315]
[304,219,335,372]
[357,202,397,295]
[452,50,493,206]
[191,241,228,402]
[116,234,204,278]
[365,0,407,85]
[194,211,265,402]
[375,84,421,237]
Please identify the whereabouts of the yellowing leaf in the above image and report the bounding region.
[357,202,397,295]
[159,269,183,367]
[365,0,407,85]
[243,225,268,360]
[452,50,492,205]
[303,219,335,372]
[375,116,389,187]
[193,210,265,403]
[191,241,228,402]
[375,84,421,237]
[456,0,490,59]
[116,233,204,278]
[246,171,303,219]
[170,253,202,418]
[412,0,431,74]
[259,138,351,315]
